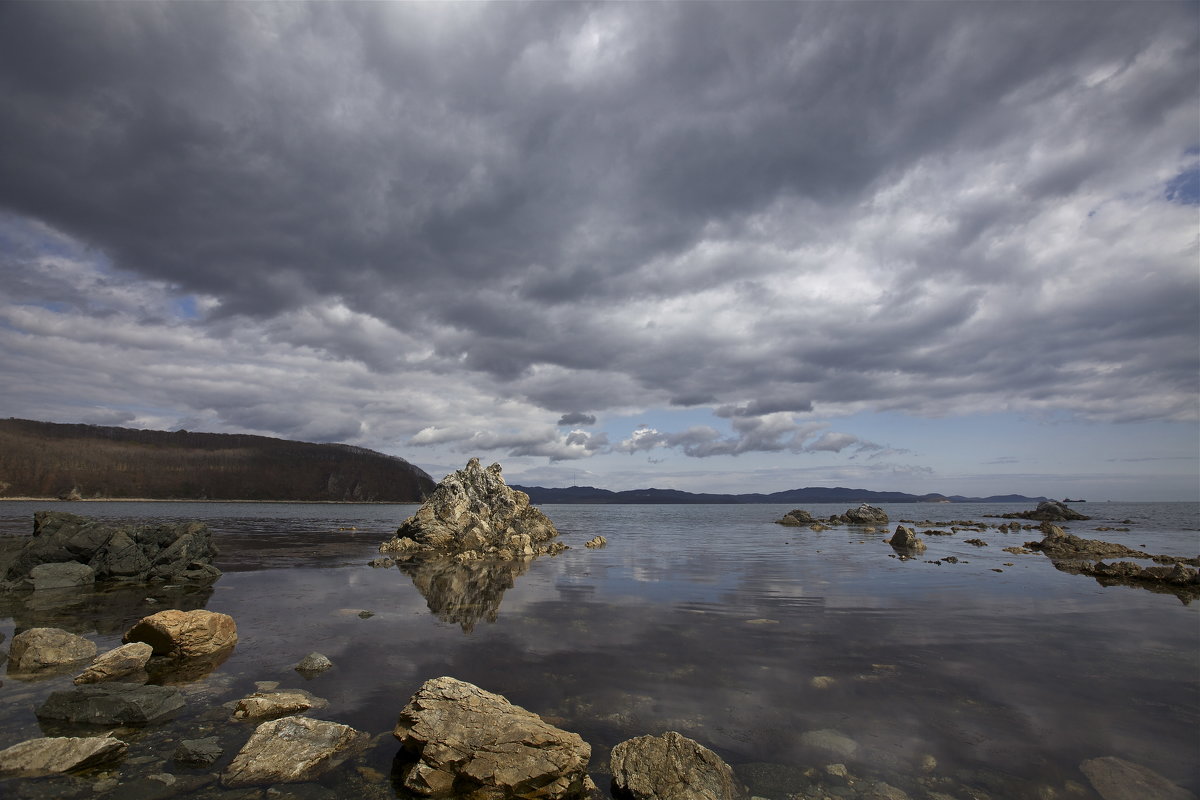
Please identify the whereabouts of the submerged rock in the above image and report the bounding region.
[0,734,128,777]
[295,652,334,675]
[1079,756,1197,800]
[36,682,184,725]
[222,716,368,787]
[73,641,153,685]
[174,736,223,768]
[380,458,564,560]
[3,511,221,587]
[393,675,594,799]
[7,627,97,674]
[123,609,238,659]
[610,730,746,800]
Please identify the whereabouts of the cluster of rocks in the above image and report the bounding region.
[380,459,567,562]
[1,511,221,590]
[776,505,889,529]
[999,500,1090,522]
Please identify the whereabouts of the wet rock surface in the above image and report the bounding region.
[610,730,745,800]
[7,627,97,674]
[0,734,128,777]
[393,675,595,799]
[231,688,329,720]
[2,511,221,587]
[35,682,185,725]
[1080,755,1197,800]
[380,458,564,560]
[72,641,153,684]
[222,715,369,787]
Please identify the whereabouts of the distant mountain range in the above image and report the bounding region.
[510,485,1047,505]
[0,418,435,502]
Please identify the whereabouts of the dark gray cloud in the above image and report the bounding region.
[0,0,1196,481]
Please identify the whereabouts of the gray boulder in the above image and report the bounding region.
[222,716,368,787]
[30,562,95,591]
[380,459,564,560]
[888,526,927,553]
[0,734,128,777]
[36,682,184,725]
[776,509,815,526]
[841,504,889,525]
[3,511,221,586]
[7,627,97,674]
[296,652,334,675]
[73,641,153,684]
[610,730,746,800]
[393,676,595,799]
[1080,756,1197,800]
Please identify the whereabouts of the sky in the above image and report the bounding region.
[0,2,1197,501]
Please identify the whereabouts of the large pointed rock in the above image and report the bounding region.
[393,676,594,799]
[381,459,564,560]
[610,731,746,800]
[0,734,128,777]
[222,716,368,787]
[123,609,237,658]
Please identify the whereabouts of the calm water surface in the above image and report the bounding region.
[0,500,1196,799]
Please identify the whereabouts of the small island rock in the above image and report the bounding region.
[380,459,565,560]
[776,509,816,526]
[610,730,746,800]
[888,526,927,553]
[841,504,889,525]
[393,675,594,799]
[1001,500,1090,522]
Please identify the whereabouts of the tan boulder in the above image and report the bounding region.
[231,689,329,720]
[222,716,368,787]
[73,642,153,685]
[122,609,237,658]
[7,627,97,674]
[610,731,746,800]
[0,734,128,777]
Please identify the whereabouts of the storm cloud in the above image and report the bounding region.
[0,1,1196,493]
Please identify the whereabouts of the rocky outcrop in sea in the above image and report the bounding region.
[380,458,565,561]
[776,504,889,527]
[1000,500,1090,522]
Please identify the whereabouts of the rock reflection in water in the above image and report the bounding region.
[396,556,532,633]
[0,581,214,637]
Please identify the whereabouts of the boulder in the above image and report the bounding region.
[1079,756,1197,800]
[887,526,927,553]
[36,682,184,725]
[610,730,745,800]
[1001,501,1090,522]
[584,536,607,549]
[776,510,815,526]
[123,609,238,658]
[73,641,153,684]
[3,511,221,586]
[841,504,889,525]
[7,627,97,674]
[222,716,368,787]
[393,676,595,799]
[295,652,334,675]
[175,736,223,768]
[0,734,128,777]
[30,562,95,591]
[232,688,329,720]
[380,459,564,560]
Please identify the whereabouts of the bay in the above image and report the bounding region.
[0,500,1196,799]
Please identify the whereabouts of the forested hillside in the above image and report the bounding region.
[0,419,435,501]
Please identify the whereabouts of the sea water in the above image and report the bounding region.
[0,500,1196,798]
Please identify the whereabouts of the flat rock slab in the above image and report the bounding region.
[7,627,97,674]
[222,716,368,787]
[610,731,745,800]
[231,689,329,720]
[394,676,594,799]
[1080,756,1198,800]
[36,682,185,725]
[74,641,153,685]
[0,735,128,777]
[123,609,238,658]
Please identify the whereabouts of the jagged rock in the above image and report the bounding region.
[7,627,97,674]
[174,736,223,767]
[73,641,153,684]
[123,609,238,658]
[887,526,927,553]
[840,504,889,525]
[393,676,594,799]
[1079,756,1197,800]
[30,562,95,591]
[1026,525,1197,564]
[3,511,221,587]
[584,536,607,549]
[1001,500,1090,522]
[776,509,815,526]
[295,652,334,674]
[610,730,745,800]
[380,459,564,560]
[36,682,184,725]
[222,716,368,787]
[0,734,128,777]
[232,688,329,720]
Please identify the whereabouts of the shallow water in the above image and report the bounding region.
[0,500,1197,799]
